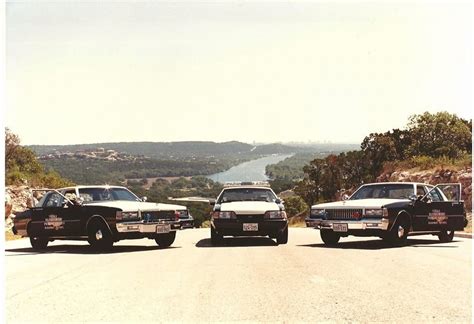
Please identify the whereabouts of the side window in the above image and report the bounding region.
[430,187,445,202]
[416,185,426,197]
[43,193,64,208]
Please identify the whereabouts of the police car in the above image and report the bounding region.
[306,182,467,246]
[210,182,288,245]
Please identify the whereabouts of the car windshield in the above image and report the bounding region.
[350,184,414,200]
[78,187,140,203]
[218,188,277,203]
[178,210,189,219]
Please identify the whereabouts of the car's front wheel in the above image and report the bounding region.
[276,226,288,245]
[320,229,340,245]
[384,216,409,246]
[438,230,454,243]
[87,220,114,250]
[155,231,176,248]
[30,237,49,250]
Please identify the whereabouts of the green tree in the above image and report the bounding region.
[407,111,472,158]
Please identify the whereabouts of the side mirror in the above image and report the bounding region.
[409,194,418,202]
[275,198,281,204]
[209,200,216,206]
[141,196,148,202]
[342,194,350,201]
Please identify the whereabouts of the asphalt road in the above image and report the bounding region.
[4,228,472,322]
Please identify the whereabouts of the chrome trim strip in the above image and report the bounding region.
[413,214,465,217]
[305,218,389,231]
[116,222,176,233]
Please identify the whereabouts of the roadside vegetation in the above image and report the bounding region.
[5,128,74,188]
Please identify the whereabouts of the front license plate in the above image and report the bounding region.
[243,223,258,231]
[156,224,171,233]
[333,223,348,232]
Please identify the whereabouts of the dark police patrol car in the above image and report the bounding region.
[305,182,467,246]
[12,185,186,250]
[210,182,288,245]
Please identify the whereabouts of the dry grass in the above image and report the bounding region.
[5,231,23,241]
[288,213,307,227]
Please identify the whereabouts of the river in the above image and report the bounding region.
[207,154,293,183]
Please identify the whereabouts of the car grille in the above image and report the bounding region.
[326,209,363,220]
[235,214,264,222]
[142,211,175,222]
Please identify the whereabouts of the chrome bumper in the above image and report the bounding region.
[116,222,178,233]
[305,218,389,231]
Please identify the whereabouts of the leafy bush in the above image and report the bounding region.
[283,196,308,217]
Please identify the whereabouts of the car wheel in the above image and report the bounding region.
[276,226,288,245]
[155,231,176,248]
[320,229,340,245]
[385,216,409,246]
[210,226,223,245]
[30,237,48,250]
[87,220,113,250]
[438,230,455,243]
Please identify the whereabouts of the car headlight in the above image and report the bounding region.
[264,210,287,219]
[212,211,236,219]
[122,212,139,220]
[310,209,326,218]
[364,208,387,217]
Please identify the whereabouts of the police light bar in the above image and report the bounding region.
[223,181,271,187]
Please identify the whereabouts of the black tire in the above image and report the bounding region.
[384,216,409,246]
[87,220,114,250]
[276,226,288,245]
[30,237,49,250]
[155,231,176,248]
[210,226,223,245]
[438,230,455,243]
[320,229,340,245]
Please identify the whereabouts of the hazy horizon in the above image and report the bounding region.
[26,139,361,147]
[6,0,472,146]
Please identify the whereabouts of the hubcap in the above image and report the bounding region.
[397,225,405,238]
[95,229,103,240]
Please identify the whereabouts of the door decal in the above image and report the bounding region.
[44,214,65,230]
[428,210,448,224]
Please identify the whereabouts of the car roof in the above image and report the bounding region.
[222,186,273,190]
[361,182,431,186]
[58,185,128,191]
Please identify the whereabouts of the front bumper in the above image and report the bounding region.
[305,218,389,231]
[116,221,180,233]
[212,219,287,236]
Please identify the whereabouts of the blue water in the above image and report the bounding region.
[207,154,293,183]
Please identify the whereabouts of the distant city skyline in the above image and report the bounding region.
[6,0,472,146]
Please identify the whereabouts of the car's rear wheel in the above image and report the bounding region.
[87,220,113,250]
[210,226,223,245]
[276,226,288,245]
[30,237,49,250]
[438,230,455,243]
[320,229,340,245]
[155,231,176,248]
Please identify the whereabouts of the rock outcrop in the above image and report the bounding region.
[377,167,472,211]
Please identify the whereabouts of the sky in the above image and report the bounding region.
[5,0,473,145]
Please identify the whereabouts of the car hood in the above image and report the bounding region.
[219,201,281,215]
[311,198,409,209]
[85,201,186,212]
